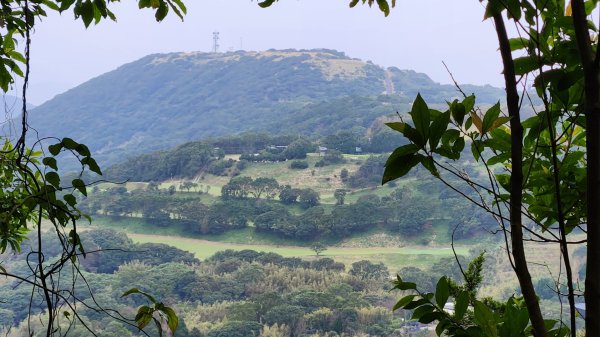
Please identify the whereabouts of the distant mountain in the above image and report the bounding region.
[28,49,505,168]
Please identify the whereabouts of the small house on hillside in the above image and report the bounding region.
[318,146,328,156]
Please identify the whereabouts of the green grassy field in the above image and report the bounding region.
[152,153,388,203]
[92,216,319,245]
[127,232,468,270]
[90,153,502,271]
[99,153,405,207]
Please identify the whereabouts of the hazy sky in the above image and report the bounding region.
[21,0,503,104]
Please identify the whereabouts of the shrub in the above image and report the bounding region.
[289,160,309,169]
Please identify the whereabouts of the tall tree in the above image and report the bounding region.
[262,1,598,336]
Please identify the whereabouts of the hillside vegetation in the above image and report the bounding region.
[84,149,498,249]
[28,49,505,168]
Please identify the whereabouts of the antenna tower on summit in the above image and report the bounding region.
[212,32,220,53]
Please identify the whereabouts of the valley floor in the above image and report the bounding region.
[127,232,469,270]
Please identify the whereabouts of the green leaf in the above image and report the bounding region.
[48,144,62,156]
[72,179,87,196]
[450,101,466,125]
[412,304,435,320]
[420,156,439,177]
[42,157,58,170]
[81,157,102,175]
[80,0,95,27]
[508,37,529,51]
[386,122,405,133]
[465,116,473,130]
[513,55,541,76]
[382,153,421,184]
[473,301,498,337]
[93,0,107,15]
[405,124,426,147]
[135,307,153,330]
[492,116,511,130]
[429,110,450,150]
[45,171,61,188]
[123,287,142,297]
[418,312,443,324]
[106,8,116,20]
[471,140,483,162]
[486,152,511,166]
[43,0,61,11]
[348,0,359,7]
[170,0,187,14]
[7,51,26,64]
[484,0,506,19]
[162,306,179,333]
[60,0,77,11]
[74,144,90,157]
[452,137,465,155]
[410,94,430,142]
[93,4,102,24]
[496,174,511,191]
[505,0,521,20]
[533,68,565,91]
[500,297,529,336]
[463,95,475,112]
[482,103,501,134]
[122,288,158,303]
[441,129,460,145]
[258,0,276,8]
[376,0,390,16]
[167,0,186,19]
[435,277,450,308]
[393,294,415,311]
[385,144,420,166]
[155,1,168,21]
[63,194,77,207]
[386,122,425,147]
[392,276,417,290]
[61,137,79,150]
[83,214,93,224]
[454,291,469,320]
[436,319,451,336]
[395,282,419,292]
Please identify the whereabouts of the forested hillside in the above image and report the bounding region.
[28,49,504,167]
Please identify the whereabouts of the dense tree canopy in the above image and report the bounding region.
[4,0,598,336]
[354,0,600,336]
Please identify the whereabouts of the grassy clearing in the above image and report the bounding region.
[115,153,408,206]
[92,216,315,246]
[127,232,468,270]
[241,156,353,199]
[159,153,370,203]
[343,185,395,203]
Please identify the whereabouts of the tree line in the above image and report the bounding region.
[81,177,496,241]
[104,129,412,183]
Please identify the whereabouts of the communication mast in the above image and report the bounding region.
[212,32,220,53]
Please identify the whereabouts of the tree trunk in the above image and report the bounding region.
[493,13,548,337]
[570,1,600,336]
